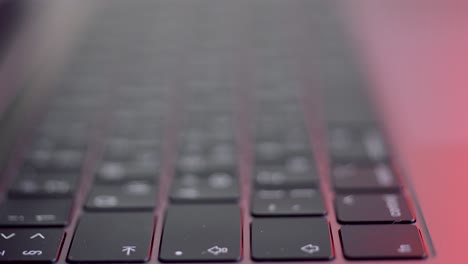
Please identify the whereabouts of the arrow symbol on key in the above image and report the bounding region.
[1,233,15,240]
[122,246,136,256]
[30,233,45,240]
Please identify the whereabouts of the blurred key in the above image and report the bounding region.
[335,194,415,224]
[253,167,318,189]
[251,189,326,216]
[0,199,72,227]
[96,161,159,183]
[332,163,400,193]
[170,172,239,203]
[329,125,387,162]
[85,181,156,210]
[9,175,77,198]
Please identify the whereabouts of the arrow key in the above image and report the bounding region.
[0,228,64,262]
[251,218,333,260]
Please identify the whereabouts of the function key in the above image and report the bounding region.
[68,212,154,263]
[0,228,64,262]
[335,194,415,224]
[252,189,326,216]
[159,205,241,262]
[0,199,72,227]
[340,225,427,259]
[332,163,400,193]
[251,218,333,260]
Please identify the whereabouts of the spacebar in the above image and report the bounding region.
[159,205,241,262]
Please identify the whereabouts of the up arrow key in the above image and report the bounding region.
[1,233,15,240]
[30,233,45,240]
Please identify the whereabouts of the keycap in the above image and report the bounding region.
[253,166,318,189]
[0,199,72,226]
[329,125,388,162]
[24,148,84,172]
[68,212,154,262]
[9,173,77,198]
[255,141,285,165]
[103,139,160,161]
[159,205,241,262]
[0,228,64,262]
[332,163,400,193]
[251,189,326,216]
[251,218,333,260]
[335,194,415,223]
[96,161,159,183]
[85,181,156,210]
[170,172,239,203]
[340,225,427,259]
[176,154,208,173]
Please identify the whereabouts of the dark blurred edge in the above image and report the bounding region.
[0,0,25,60]
[0,0,28,176]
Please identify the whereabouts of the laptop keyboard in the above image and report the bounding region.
[0,0,429,263]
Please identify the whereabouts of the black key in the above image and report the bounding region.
[254,166,318,189]
[340,225,427,259]
[0,199,72,227]
[251,218,333,260]
[332,163,400,193]
[159,205,241,262]
[252,189,326,216]
[0,228,64,262]
[103,139,160,161]
[170,172,239,203]
[176,154,208,173]
[9,173,77,198]
[335,194,415,223]
[24,148,84,172]
[68,212,154,263]
[96,161,159,183]
[255,141,285,165]
[85,181,156,210]
[329,125,387,162]
[206,143,237,170]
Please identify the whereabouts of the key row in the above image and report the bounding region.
[0,206,426,262]
[0,192,415,226]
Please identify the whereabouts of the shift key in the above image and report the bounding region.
[159,205,241,262]
[68,212,154,262]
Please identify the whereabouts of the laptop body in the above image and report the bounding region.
[0,1,467,263]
